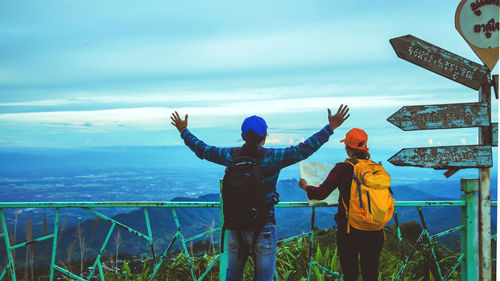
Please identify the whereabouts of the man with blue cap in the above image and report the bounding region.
[171,105,349,281]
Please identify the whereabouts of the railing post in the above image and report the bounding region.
[460,179,479,281]
[307,207,316,281]
[0,209,16,281]
[50,207,60,281]
[219,179,227,281]
[143,208,157,262]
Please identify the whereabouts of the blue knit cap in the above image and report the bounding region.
[241,115,267,138]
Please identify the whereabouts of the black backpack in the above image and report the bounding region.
[221,147,270,259]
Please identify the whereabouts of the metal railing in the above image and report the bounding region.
[0,199,497,280]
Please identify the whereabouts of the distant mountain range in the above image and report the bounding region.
[0,146,207,171]
[1,145,495,183]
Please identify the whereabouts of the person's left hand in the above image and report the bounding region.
[171,111,188,133]
[328,104,350,131]
[299,178,308,190]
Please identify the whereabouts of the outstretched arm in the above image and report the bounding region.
[275,105,350,168]
[170,111,232,166]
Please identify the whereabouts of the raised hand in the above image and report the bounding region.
[328,105,350,131]
[170,111,188,133]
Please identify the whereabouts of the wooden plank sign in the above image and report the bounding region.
[390,35,489,90]
[388,145,492,169]
[387,102,490,131]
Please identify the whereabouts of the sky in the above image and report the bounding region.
[0,0,498,155]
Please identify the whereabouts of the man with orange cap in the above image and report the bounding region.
[299,128,385,281]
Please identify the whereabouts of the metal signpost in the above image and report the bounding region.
[388,3,498,277]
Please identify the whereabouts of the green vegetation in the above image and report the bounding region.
[5,221,497,280]
[9,223,473,280]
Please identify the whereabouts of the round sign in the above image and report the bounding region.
[459,0,499,48]
[456,0,499,70]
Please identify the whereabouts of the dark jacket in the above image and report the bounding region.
[305,162,354,227]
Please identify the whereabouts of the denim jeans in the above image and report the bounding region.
[226,222,277,281]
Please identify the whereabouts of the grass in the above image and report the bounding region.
[2,219,495,281]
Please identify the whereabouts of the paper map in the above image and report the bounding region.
[298,161,339,206]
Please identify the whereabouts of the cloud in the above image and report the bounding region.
[264,136,306,146]
[0,90,277,107]
[5,23,392,84]
[0,84,477,136]
[0,81,448,111]
[0,107,172,132]
[0,94,420,130]
[41,122,94,128]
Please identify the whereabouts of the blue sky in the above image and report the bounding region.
[0,0,498,154]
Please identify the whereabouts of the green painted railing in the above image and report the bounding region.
[0,200,497,281]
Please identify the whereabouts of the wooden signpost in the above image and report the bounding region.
[389,35,489,90]
[389,18,497,278]
[387,102,490,131]
[388,34,495,175]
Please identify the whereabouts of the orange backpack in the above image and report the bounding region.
[342,159,394,233]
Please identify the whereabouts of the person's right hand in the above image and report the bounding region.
[299,178,308,190]
[171,111,188,133]
[328,105,350,131]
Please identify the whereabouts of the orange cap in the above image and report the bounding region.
[340,128,368,151]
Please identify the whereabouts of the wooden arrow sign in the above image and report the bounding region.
[388,145,492,169]
[390,35,489,90]
[387,102,490,131]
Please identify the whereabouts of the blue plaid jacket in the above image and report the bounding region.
[180,125,334,221]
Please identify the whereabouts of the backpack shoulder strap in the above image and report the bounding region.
[256,147,266,163]
[344,158,356,167]
[230,147,241,159]
[352,173,363,208]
